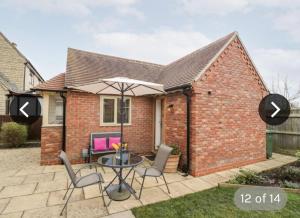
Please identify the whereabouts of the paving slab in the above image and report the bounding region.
[181,178,214,192]
[159,181,194,198]
[106,195,141,214]
[162,173,188,183]
[43,165,65,173]
[66,197,108,218]
[241,164,264,172]
[199,173,228,186]
[103,210,135,218]
[15,167,45,176]
[139,187,170,205]
[35,179,67,193]
[0,176,25,187]
[47,189,84,206]
[83,184,101,199]
[23,173,54,184]
[23,205,65,218]
[0,183,36,199]
[135,177,165,188]
[53,171,68,181]
[0,198,10,213]
[0,169,18,178]
[215,169,239,180]
[3,193,49,214]
[0,212,23,218]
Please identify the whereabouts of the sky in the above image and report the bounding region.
[0,0,300,99]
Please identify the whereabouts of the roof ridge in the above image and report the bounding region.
[68,48,164,68]
[165,32,236,68]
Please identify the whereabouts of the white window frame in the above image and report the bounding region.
[100,95,132,126]
[42,92,63,127]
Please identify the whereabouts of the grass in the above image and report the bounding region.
[132,187,300,218]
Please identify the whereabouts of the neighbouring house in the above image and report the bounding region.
[33,32,268,177]
[0,32,44,115]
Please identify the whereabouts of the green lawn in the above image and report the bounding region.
[132,187,300,218]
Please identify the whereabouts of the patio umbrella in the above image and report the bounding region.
[71,77,165,158]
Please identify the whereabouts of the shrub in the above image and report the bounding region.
[296,151,300,160]
[278,166,300,182]
[229,169,264,185]
[169,144,181,155]
[282,180,300,189]
[0,122,27,147]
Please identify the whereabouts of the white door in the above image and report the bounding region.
[155,98,162,149]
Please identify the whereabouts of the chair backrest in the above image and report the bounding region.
[153,144,173,173]
[59,151,77,185]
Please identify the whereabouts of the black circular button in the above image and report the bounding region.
[9,96,41,124]
[259,94,290,125]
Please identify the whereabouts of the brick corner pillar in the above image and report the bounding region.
[40,126,63,165]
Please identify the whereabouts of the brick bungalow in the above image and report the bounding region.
[33,32,268,177]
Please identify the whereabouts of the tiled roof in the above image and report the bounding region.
[159,32,236,89]
[38,32,245,91]
[65,49,163,87]
[33,73,65,91]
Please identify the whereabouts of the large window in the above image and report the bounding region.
[101,96,131,125]
[48,95,63,124]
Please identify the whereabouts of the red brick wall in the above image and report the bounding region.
[65,92,154,163]
[40,126,62,165]
[189,37,268,176]
[163,94,187,168]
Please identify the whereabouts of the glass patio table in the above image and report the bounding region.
[98,152,144,201]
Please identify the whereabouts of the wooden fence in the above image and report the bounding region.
[268,108,300,155]
[0,115,42,140]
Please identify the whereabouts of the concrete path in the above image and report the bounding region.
[0,149,297,218]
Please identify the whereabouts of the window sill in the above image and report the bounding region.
[42,124,63,128]
[100,123,132,127]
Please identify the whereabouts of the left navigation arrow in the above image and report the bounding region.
[19,101,29,118]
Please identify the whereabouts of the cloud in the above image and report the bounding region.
[1,0,142,17]
[252,48,300,96]
[179,0,300,16]
[92,29,211,64]
[274,10,300,42]
[179,0,249,16]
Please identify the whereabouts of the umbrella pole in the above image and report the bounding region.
[119,83,124,192]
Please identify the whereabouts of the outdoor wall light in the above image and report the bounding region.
[167,104,174,112]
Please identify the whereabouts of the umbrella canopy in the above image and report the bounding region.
[71,77,164,96]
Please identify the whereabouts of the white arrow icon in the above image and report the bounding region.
[19,102,29,118]
[271,101,280,118]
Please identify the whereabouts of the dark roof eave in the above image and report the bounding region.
[31,88,67,92]
[165,83,192,92]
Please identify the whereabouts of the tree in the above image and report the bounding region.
[271,75,300,108]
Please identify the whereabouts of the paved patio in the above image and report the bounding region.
[0,149,297,218]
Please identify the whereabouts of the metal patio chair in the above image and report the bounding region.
[59,151,106,216]
[131,144,173,199]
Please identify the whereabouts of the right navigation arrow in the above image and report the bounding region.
[271,101,280,118]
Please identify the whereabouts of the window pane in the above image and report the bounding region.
[117,98,130,123]
[48,95,63,124]
[103,99,115,123]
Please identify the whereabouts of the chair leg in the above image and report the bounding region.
[138,176,146,199]
[131,170,136,187]
[155,177,159,183]
[162,173,170,194]
[98,183,106,208]
[63,182,73,200]
[60,187,75,216]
